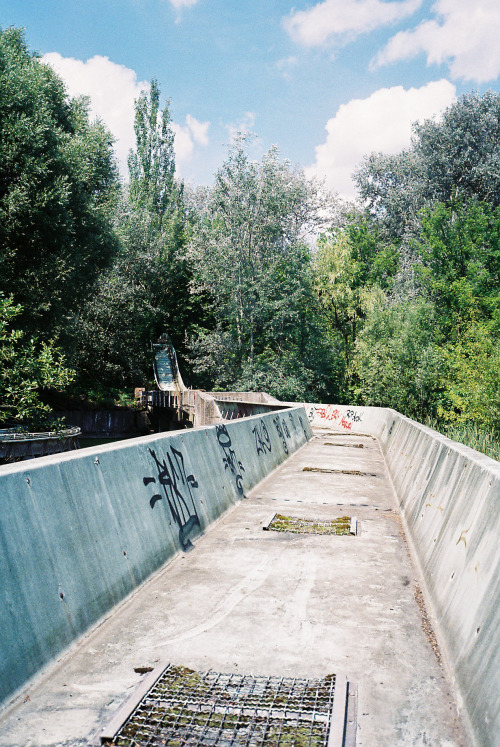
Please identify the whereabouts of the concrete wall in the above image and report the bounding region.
[305,401,500,747]
[0,407,312,706]
[214,399,286,421]
[59,408,151,437]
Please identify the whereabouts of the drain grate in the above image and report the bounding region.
[303,467,377,477]
[264,513,356,536]
[100,665,341,746]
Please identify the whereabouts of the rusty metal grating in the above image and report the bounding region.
[264,513,356,536]
[101,665,339,746]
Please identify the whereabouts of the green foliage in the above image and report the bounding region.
[0,27,120,337]
[355,91,500,246]
[349,92,500,451]
[438,322,500,431]
[68,81,202,391]
[313,216,398,390]
[128,79,176,224]
[0,295,73,428]
[187,139,337,399]
[424,417,500,462]
[416,200,500,336]
[1,27,498,453]
[354,149,425,242]
[414,91,500,207]
[353,299,444,420]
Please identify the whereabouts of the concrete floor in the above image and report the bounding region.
[0,431,469,746]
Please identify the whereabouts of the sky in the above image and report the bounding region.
[1,0,500,198]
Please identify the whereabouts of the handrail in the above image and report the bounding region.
[0,426,81,443]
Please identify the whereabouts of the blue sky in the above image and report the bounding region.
[2,0,499,197]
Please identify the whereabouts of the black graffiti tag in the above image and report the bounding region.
[346,409,363,423]
[143,446,201,550]
[273,416,289,454]
[307,406,316,423]
[216,424,245,495]
[252,419,272,456]
[298,415,308,440]
[282,417,291,439]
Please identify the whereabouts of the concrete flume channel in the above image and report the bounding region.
[0,404,498,746]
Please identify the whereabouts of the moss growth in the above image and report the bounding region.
[269,514,352,535]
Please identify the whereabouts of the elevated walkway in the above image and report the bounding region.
[0,428,468,746]
[0,403,498,745]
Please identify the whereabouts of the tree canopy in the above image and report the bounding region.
[1,26,498,456]
[0,27,119,338]
[186,139,337,400]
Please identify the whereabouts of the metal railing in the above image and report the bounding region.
[0,426,81,443]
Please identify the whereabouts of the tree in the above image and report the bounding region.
[354,91,500,245]
[354,149,425,242]
[0,27,120,337]
[67,81,201,393]
[187,139,337,399]
[438,321,500,431]
[127,79,176,229]
[415,199,500,338]
[415,91,500,208]
[0,295,73,428]
[313,215,398,389]
[353,299,444,420]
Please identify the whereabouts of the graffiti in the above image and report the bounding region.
[307,404,364,430]
[273,416,289,454]
[282,417,291,439]
[252,419,272,456]
[340,416,352,430]
[288,411,295,432]
[215,424,245,495]
[298,415,308,440]
[346,409,362,423]
[143,446,201,550]
[316,406,341,422]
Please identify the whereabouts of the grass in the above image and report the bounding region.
[425,418,500,462]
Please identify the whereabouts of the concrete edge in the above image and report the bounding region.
[261,512,277,530]
[344,681,358,747]
[95,663,167,745]
[328,671,348,747]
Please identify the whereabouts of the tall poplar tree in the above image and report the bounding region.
[69,81,199,392]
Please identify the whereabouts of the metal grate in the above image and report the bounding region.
[102,665,338,746]
[264,513,356,536]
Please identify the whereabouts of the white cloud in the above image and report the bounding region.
[306,80,456,199]
[42,53,149,177]
[186,114,209,146]
[373,0,500,83]
[170,0,198,6]
[225,112,257,143]
[284,0,421,47]
[172,115,210,165]
[42,53,209,178]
